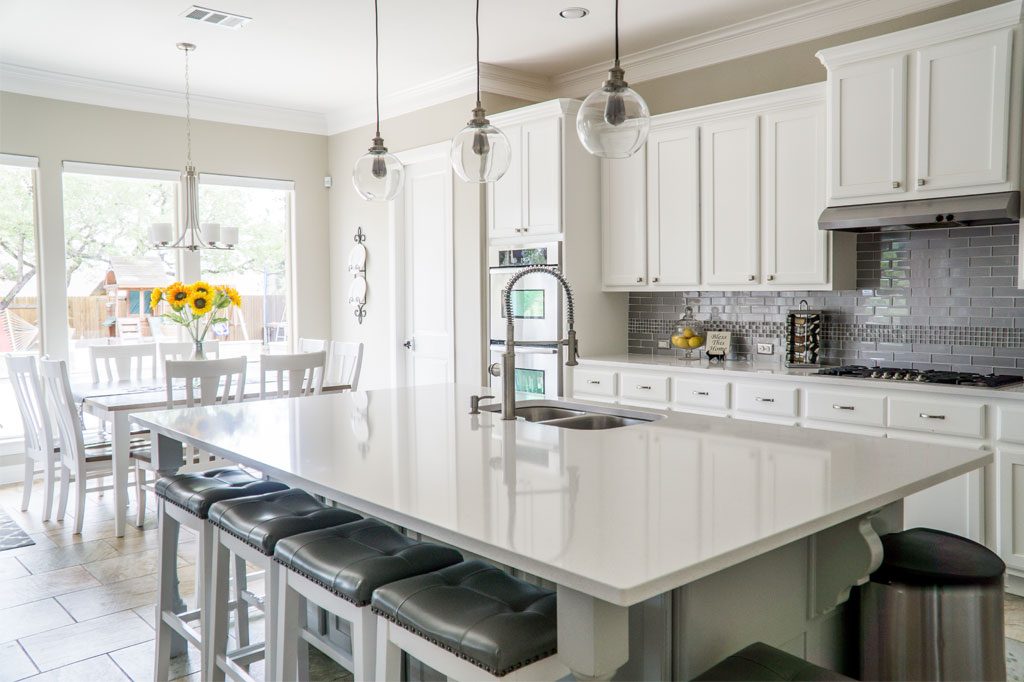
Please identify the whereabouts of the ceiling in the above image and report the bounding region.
[0,0,957,133]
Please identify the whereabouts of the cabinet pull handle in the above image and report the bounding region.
[637,385,652,390]
[767,274,775,282]
[653,277,660,283]
[833,404,855,411]
[748,274,756,281]
[636,276,644,283]
[588,380,601,385]
[919,413,946,420]
[892,180,901,189]
[693,391,709,396]
[917,179,926,187]
[522,227,529,232]
[755,397,775,403]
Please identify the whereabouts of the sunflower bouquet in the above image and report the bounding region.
[150,281,242,358]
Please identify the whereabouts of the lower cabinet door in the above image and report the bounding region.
[998,447,1024,573]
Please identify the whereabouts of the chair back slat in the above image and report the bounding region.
[4,354,52,460]
[297,338,327,353]
[164,357,247,408]
[38,359,86,470]
[259,351,325,399]
[89,343,158,382]
[326,341,363,390]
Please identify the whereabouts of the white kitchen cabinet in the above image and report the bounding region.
[826,55,907,201]
[761,104,829,287]
[914,29,1013,192]
[647,125,701,287]
[601,150,648,286]
[700,115,760,286]
[487,115,561,238]
[489,124,523,239]
[997,447,1024,572]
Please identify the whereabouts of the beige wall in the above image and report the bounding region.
[633,0,1006,114]
[327,93,532,390]
[0,91,330,359]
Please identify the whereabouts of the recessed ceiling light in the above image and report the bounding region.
[559,7,590,19]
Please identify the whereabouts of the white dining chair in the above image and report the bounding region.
[89,342,158,383]
[39,358,148,534]
[156,341,221,375]
[259,351,326,399]
[5,354,59,521]
[326,340,363,390]
[297,337,327,353]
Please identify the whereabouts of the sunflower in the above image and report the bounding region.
[187,288,213,314]
[164,282,190,311]
[217,285,242,307]
[190,280,213,296]
[150,287,163,310]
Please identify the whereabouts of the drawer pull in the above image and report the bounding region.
[693,391,709,396]
[833,404,855,411]
[636,385,652,390]
[755,397,775,403]
[587,380,602,385]
[919,413,946,420]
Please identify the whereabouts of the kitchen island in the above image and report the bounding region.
[134,383,991,679]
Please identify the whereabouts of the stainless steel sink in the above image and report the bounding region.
[480,400,662,430]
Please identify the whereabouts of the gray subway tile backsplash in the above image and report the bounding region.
[626,225,1024,374]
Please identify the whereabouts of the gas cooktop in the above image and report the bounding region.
[816,365,1024,388]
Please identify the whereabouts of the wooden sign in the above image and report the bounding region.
[705,331,731,361]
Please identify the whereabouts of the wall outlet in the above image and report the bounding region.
[657,339,670,349]
[756,342,774,355]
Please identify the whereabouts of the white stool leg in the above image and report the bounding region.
[206,527,231,682]
[154,499,179,682]
[375,616,401,682]
[73,469,87,534]
[263,559,282,680]
[233,554,250,648]
[352,605,377,681]
[19,457,33,512]
[41,458,54,521]
[275,569,299,681]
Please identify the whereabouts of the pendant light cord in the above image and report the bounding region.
[613,0,620,67]
[475,0,481,108]
[374,0,381,138]
[184,47,192,166]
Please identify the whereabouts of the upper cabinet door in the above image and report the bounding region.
[601,150,648,287]
[762,104,828,286]
[915,29,1013,192]
[488,123,523,238]
[647,125,701,287]
[522,117,561,236]
[828,54,907,201]
[701,116,759,286]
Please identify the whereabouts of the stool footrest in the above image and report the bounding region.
[227,641,266,666]
[300,626,354,671]
[160,609,202,650]
[216,653,258,682]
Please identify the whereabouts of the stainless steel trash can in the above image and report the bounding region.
[860,527,1006,681]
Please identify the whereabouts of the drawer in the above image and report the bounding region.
[735,383,799,418]
[620,373,670,403]
[805,389,885,427]
[672,378,730,410]
[573,368,617,398]
[997,406,1024,444]
[888,397,985,439]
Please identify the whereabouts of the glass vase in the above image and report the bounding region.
[191,340,205,360]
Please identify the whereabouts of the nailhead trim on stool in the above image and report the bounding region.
[154,467,288,519]
[371,560,557,677]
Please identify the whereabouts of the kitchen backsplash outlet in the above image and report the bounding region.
[627,224,1023,375]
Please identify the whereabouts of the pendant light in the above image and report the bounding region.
[352,0,404,202]
[150,43,236,251]
[449,0,511,184]
[575,0,650,159]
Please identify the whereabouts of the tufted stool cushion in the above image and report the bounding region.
[273,518,463,606]
[693,642,854,681]
[371,560,556,676]
[207,488,362,555]
[154,468,288,519]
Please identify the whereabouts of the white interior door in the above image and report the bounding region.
[393,145,455,387]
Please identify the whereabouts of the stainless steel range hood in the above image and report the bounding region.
[818,191,1020,232]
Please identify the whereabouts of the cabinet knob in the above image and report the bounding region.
[652,277,660,283]
[747,274,756,282]
[767,274,775,282]
[892,180,901,189]
[917,178,926,186]
[636,276,644,283]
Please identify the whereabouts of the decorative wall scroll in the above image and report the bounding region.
[348,227,368,324]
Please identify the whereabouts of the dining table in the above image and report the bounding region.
[74,378,350,538]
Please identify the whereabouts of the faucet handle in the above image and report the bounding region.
[469,394,496,415]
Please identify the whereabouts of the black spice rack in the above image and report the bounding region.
[785,300,822,368]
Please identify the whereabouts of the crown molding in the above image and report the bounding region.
[0,62,328,135]
[552,0,964,97]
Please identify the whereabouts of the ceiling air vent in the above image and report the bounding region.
[180,5,252,29]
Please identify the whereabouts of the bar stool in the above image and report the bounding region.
[153,469,287,680]
[272,518,463,680]
[371,560,570,681]
[205,488,362,682]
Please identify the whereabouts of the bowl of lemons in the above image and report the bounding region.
[669,307,705,360]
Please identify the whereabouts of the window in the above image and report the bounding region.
[0,155,41,441]
[61,163,179,380]
[198,176,293,360]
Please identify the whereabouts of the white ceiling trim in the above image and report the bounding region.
[552,0,962,96]
[0,62,329,135]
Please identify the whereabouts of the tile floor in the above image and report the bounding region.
[0,479,1021,681]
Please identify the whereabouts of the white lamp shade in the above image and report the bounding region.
[149,222,173,244]
[220,226,239,246]
[201,222,221,243]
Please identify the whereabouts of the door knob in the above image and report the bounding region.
[403,339,415,350]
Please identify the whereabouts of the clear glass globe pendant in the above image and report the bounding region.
[353,134,403,201]
[451,106,511,183]
[577,63,650,159]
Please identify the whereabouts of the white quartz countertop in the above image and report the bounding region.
[581,354,1024,400]
[133,384,990,606]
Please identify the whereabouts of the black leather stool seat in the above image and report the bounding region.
[154,468,288,519]
[208,489,361,555]
[371,560,556,677]
[694,643,853,681]
[273,518,463,606]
